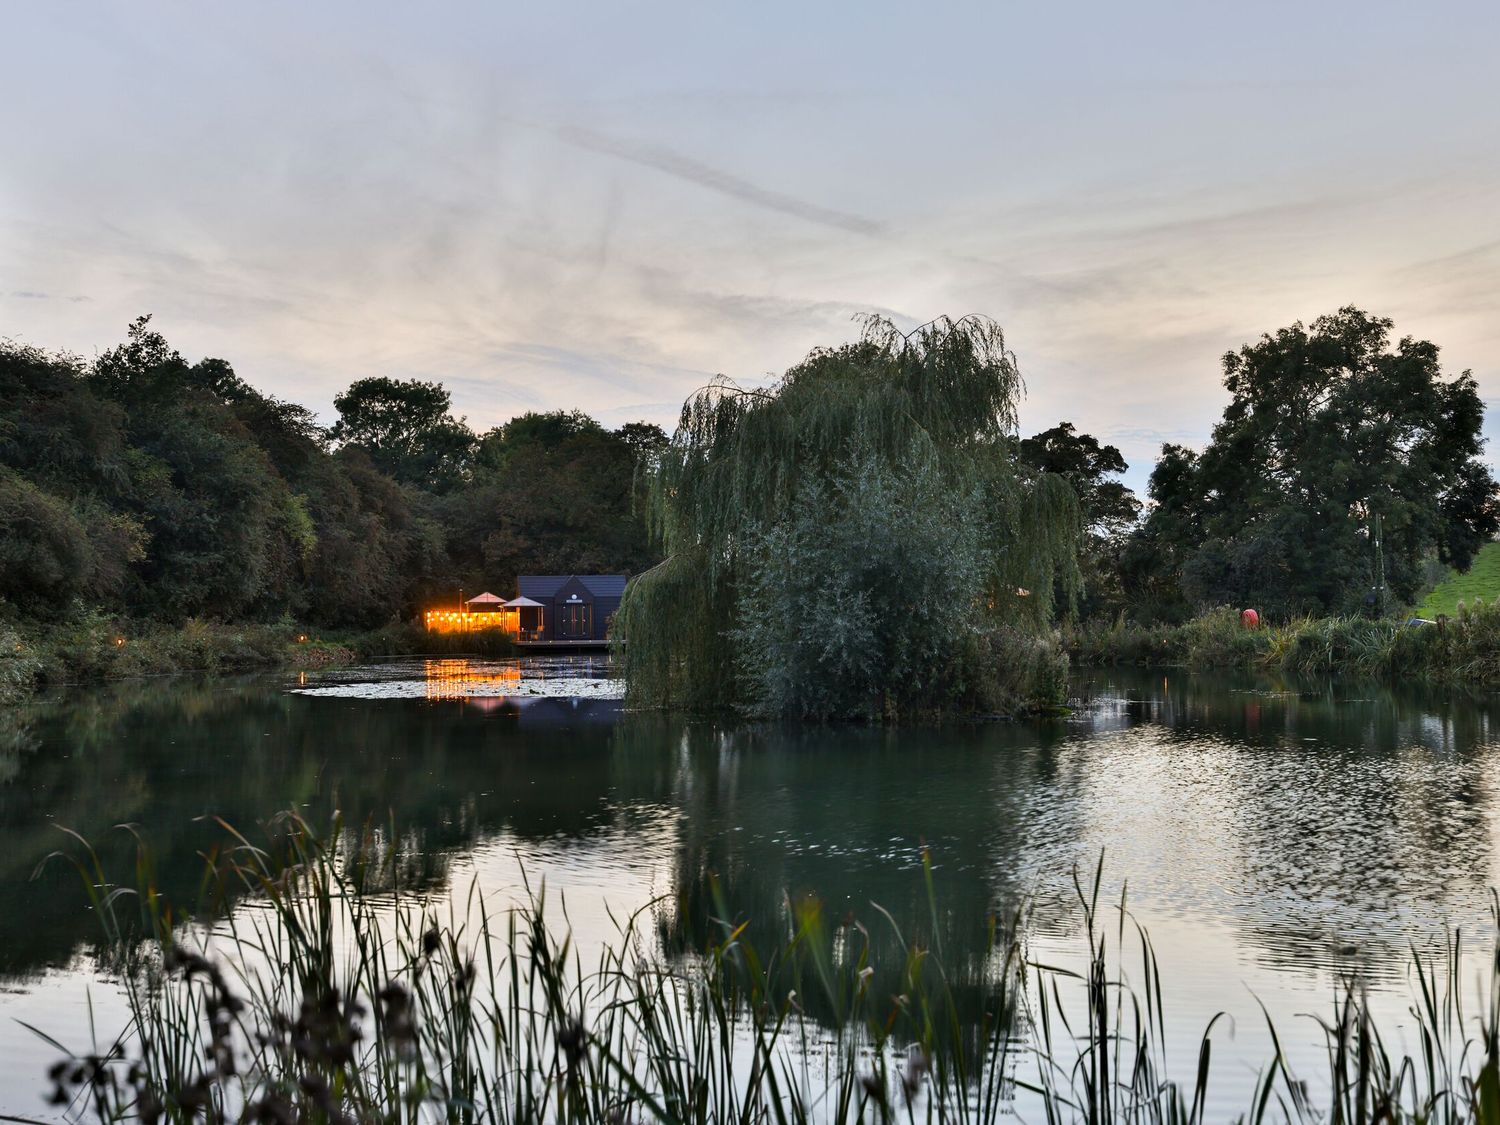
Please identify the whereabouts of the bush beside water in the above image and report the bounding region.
[1,628,43,706]
[1070,602,1500,684]
[976,626,1071,716]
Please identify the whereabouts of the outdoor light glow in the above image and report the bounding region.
[423,607,520,635]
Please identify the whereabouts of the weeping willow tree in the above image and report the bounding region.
[615,316,1081,719]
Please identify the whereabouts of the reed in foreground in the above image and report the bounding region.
[39,815,1022,1125]
[34,815,1500,1124]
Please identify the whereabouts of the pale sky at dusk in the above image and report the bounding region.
[4,1,1499,492]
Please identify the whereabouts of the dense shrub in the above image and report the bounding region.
[1071,601,1500,685]
[976,627,1071,714]
[348,620,516,659]
[21,612,299,685]
[0,470,96,603]
[730,453,998,719]
[1179,607,1274,667]
[0,628,42,706]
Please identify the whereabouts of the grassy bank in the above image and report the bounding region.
[0,611,518,706]
[1070,602,1500,683]
[1418,542,1500,619]
[38,814,1500,1124]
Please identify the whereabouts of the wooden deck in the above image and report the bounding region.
[516,639,611,650]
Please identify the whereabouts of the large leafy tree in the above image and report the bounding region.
[192,363,446,625]
[1134,307,1499,619]
[0,342,146,606]
[1,320,449,626]
[1019,422,1140,618]
[438,411,664,588]
[85,318,310,619]
[330,377,475,491]
[1117,443,1203,623]
[616,316,1081,719]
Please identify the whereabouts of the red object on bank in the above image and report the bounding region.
[1241,608,1260,629]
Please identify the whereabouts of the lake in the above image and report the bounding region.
[3,657,1499,1117]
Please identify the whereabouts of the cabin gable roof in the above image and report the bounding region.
[517,574,628,601]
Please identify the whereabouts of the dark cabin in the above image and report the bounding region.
[515,575,627,644]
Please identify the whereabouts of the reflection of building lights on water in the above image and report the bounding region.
[422,659,525,701]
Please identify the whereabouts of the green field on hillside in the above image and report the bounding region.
[1416,541,1500,618]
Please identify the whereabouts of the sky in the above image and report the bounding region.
[4,0,1500,494]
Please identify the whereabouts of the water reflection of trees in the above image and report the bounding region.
[6,667,1500,997]
[610,716,1042,1046]
[1073,671,1500,974]
[0,678,631,978]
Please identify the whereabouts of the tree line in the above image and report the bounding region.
[0,317,665,629]
[4,305,1494,650]
[612,305,1499,719]
[1008,308,1499,626]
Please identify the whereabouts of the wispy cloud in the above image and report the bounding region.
[549,122,884,237]
[1390,240,1500,322]
[633,268,911,335]
[5,1,1499,474]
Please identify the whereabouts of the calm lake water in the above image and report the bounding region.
[4,658,1500,1117]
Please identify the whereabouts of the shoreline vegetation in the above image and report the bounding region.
[0,616,517,707]
[37,814,1500,1124]
[1069,603,1500,684]
[11,588,1500,712]
[13,596,1500,711]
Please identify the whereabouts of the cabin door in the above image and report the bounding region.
[559,602,592,638]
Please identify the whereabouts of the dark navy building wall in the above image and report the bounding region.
[516,575,627,641]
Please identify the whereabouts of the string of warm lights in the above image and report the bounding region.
[422,609,520,634]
